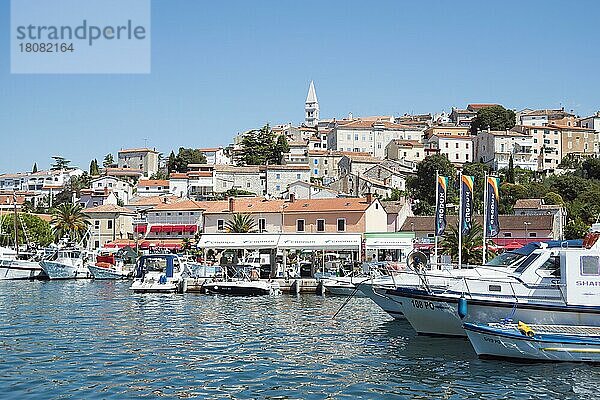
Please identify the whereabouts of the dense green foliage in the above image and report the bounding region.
[470,105,516,134]
[236,124,289,166]
[50,203,90,242]
[167,148,208,173]
[89,159,100,175]
[0,214,54,247]
[409,153,600,240]
[50,156,71,170]
[103,153,114,168]
[407,155,457,215]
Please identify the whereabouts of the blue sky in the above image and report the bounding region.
[1,0,599,173]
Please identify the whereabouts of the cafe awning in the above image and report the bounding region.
[197,233,280,249]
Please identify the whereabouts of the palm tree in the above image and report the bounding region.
[440,222,495,266]
[51,203,90,242]
[225,213,257,233]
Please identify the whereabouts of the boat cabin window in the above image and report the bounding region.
[581,256,600,276]
[144,258,168,272]
[513,253,541,274]
[538,256,560,277]
[486,251,525,267]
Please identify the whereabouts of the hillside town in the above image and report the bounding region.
[1,81,598,253]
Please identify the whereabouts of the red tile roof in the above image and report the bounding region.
[138,180,169,187]
[283,197,373,213]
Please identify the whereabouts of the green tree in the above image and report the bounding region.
[498,183,528,214]
[170,148,207,172]
[407,155,456,215]
[581,157,600,180]
[506,155,515,183]
[225,213,257,233]
[0,214,54,248]
[543,192,564,206]
[103,153,114,168]
[32,163,38,173]
[547,173,590,202]
[470,105,516,134]
[237,124,288,166]
[440,222,494,265]
[564,218,589,240]
[89,159,100,175]
[50,156,71,170]
[50,203,90,242]
[167,150,177,173]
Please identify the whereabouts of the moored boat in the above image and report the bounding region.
[40,248,92,280]
[464,322,600,362]
[130,254,189,293]
[388,242,600,337]
[88,248,136,280]
[205,279,281,296]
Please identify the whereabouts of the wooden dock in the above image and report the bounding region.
[185,278,323,294]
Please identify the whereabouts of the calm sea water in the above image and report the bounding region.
[0,281,598,399]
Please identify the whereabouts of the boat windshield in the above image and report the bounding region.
[513,252,542,274]
[486,251,525,267]
[143,257,168,272]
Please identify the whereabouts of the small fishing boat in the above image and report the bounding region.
[40,248,92,280]
[464,321,600,362]
[130,254,189,293]
[87,248,136,280]
[0,248,46,280]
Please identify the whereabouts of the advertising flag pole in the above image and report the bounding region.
[458,171,463,269]
[483,172,488,265]
[434,170,439,269]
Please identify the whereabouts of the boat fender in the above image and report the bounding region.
[458,296,468,319]
[518,321,535,337]
[159,275,167,284]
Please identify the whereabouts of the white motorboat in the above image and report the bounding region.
[204,265,281,296]
[40,248,92,280]
[361,240,583,322]
[386,240,600,337]
[130,254,189,293]
[205,279,281,296]
[464,321,600,362]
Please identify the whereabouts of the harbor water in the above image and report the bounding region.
[0,281,598,399]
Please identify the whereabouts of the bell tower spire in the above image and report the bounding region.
[305,80,319,127]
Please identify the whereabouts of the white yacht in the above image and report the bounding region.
[386,242,600,337]
[361,241,581,320]
[130,254,190,293]
[40,248,92,280]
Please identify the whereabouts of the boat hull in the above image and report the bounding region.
[465,323,600,362]
[0,260,46,280]
[388,287,600,337]
[360,283,405,319]
[205,281,280,296]
[40,261,91,280]
[88,265,131,280]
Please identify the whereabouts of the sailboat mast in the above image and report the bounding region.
[13,192,19,257]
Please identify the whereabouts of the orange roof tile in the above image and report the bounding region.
[138,180,169,187]
[152,199,206,211]
[283,197,372,213]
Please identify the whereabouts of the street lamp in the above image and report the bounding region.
[524,221,531,240]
